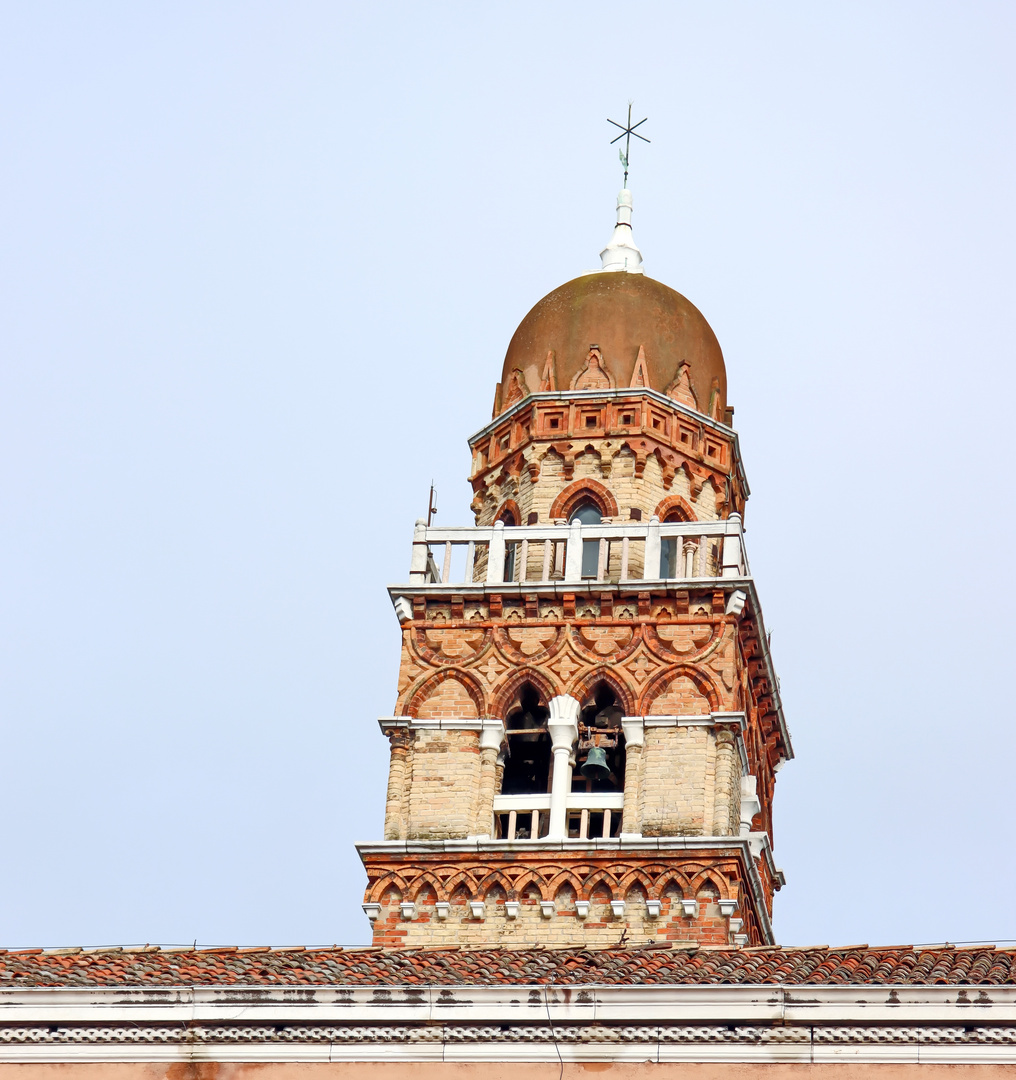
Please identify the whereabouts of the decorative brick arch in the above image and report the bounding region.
[690,868,732,900]
[475,869,515,899]
[406,871,445,903]
[546,869,583,900]
[638,665,719,715]
[571,666,636,716]
[495,498,521,526]
[490,666,557,719]
[658,872,693,901]
[653,493,696,522]
[618,868,654,900]
[580,869,619,903]
[405,669,486,719]
[548,479,619,521]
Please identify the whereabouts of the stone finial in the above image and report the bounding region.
[600,189,644,273]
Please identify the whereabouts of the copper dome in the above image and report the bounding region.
[500,272,726,417]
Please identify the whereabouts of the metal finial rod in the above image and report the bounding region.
[607,103,650,187]
[427,482,438,527]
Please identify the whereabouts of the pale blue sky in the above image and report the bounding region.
[1,2,1014,949]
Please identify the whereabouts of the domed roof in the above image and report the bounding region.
[500,272,726,419]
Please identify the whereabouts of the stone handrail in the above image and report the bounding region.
[408,514,747,586]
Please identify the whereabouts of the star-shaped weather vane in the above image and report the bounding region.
[608,103,650,188]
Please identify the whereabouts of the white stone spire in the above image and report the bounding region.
[599,188,644,273]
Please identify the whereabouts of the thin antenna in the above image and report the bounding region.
[607,102,650,187]
[427,482,438,527]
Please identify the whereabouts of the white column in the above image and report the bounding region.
[409,519,429,583]
[620,716,645,837]
[564,518,583,582]
[739,774,761,835]
[722,513,743,578]
[645,516,661,580]
[547,694,580,838]
[486,520,506,583]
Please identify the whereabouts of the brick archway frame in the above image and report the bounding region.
[653,494,696,522]
[549,479,620,521]
[495,498,521,526]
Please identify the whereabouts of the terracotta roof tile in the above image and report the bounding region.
[0,945,1013,988]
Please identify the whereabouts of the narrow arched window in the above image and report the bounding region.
[500,685,551,797]
[569,501,602,579]
[660,508,687,579]
[574,683,625,795]
[497,507,518,581]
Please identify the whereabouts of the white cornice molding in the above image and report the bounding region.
[0,984,1015,1063]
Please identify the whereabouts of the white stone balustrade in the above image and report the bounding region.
[492,792,625,841]
[407,514,748,586]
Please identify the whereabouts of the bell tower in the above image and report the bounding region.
[358,189,792,949]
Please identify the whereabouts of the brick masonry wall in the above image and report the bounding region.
[364,849,751,948]
[475,439,723,528]
[641,726,715,837]
[471,394,743,528]
[406,728,481,841]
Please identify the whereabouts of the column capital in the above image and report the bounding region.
[621,716,645,748]
[547,694,580,751]
[479,719,506,752]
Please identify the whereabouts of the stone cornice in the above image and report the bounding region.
[2,983,1016,1063]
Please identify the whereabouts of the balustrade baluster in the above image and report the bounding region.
[541,540,552,581]
[464,540,475,583]
[602,809,611,838]
[683,540,697,579]
[620,536,630,580]
[531,810,540,839]
[507,810,517,842]
[698,535,708,577]
[442,542,452,583]
[597,538,607,582]
[580,808,589,840]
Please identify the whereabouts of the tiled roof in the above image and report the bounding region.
[0,945,1014,987]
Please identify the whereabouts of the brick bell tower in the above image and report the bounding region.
[358,188,793,948]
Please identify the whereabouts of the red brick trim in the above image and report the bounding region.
[570,666,637,716]
[653,494,696,522]
[548,479,620,521]
[495,498,521,526]
[404,669,487,719]
[637,665,720,714]
[489,666,557,719]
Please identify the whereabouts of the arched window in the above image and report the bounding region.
[659,507,687,579]
[497,507,518,582]
[569,501,602,579]
[497,685,551,841]
[573,683,625,795]
[500,685,551,797]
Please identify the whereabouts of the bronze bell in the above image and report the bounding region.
[580,745,610,780]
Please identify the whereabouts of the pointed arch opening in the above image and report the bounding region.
[499,681,551,801]
[570,682,625,841]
